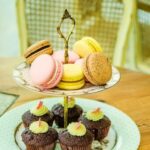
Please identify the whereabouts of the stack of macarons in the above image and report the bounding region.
[57,64,85,90]
[24,37,112,90]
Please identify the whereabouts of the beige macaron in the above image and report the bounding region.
[24,40,53,64]
[83,52,112,85]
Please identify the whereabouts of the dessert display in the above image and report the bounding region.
[24,39,112,90]
[22,101,54,127]
[13,9,121,96]
[24,40,53,64]
[52,96,83,127]
[20,97,112,149]
[79,108,111,141]
[22,120,58,150]
[22,12,112,91]
[27,50,112,90]
[58,122,93,150]
[13,9,121,150]
[1,98,140,150]
[22,9,104,131]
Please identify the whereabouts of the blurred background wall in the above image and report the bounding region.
[0,0,149,74]
[0,0,19,56]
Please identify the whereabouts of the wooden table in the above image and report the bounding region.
[0,57,150,150]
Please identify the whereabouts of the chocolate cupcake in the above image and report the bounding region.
[22,120,58,150]
[79,108,111,141]
[52,97,83,127]
[22,101,54,127]
[59,122,93,150]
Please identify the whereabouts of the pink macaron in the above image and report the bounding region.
[75,58,89,82]
[30,54,63,89]
[75,58,84,68]
[52,50,80,64]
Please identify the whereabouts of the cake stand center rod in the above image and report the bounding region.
[64,95,69,128]
[57,9,75,64]
[57,9,75,128]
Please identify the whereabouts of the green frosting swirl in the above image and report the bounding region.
[67,122,86,136]
[30,101,48,116]
[86,108,104,121]
[29,121,49,134]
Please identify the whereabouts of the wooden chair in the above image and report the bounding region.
[136,1,150,74]
[16,0,137,68]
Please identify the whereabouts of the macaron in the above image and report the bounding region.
[30,54,63,89]
[73,36,102,58]
[75,59,89,82]
[24,40,53,64]
[52,50,79,64]
[57,64,85,90]
[75,58,84,68]
[83,52,112,85]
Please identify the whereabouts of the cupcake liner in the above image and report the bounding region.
[26,143,56,150]
[23,123,28,128]
[91,126,110,141]
[60,143,92,150]
[100,126,110,140]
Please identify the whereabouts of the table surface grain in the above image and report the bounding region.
[0,57,150,150]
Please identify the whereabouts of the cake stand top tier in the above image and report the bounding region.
[13,62,120,96]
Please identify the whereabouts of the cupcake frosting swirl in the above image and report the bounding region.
[60,96,75,108]
[67,122,86,136]
[29,120,49,134]
[86,108,104,121]
[30,101,48,116]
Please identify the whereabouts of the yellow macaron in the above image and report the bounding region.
[57,80,85,90]
[57,64,85,90]
[73,36,102,58]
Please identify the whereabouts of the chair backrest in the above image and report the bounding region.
[138,1,150,62]
[17,0,125,61]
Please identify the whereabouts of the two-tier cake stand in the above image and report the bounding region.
[0,10,141,150]
[13,9,120,128]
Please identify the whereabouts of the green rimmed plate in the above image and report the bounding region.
[0,98,140,150]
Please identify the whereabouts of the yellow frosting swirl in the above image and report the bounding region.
[30,101,48,116]
[60,97,75,108]
[29,120,49,134]
[86,108,104,121]
[67,122,86,136]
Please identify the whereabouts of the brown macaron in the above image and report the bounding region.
[24,40,53,64]
[83,52,112,85]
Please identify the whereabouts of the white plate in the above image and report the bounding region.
[13,62,120,96]
[0,98,140,150]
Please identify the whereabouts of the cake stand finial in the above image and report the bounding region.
[57,9,75,64]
